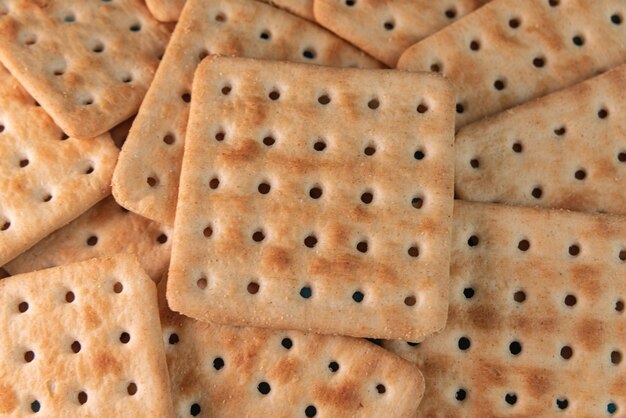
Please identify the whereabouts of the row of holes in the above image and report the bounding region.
[460,286,625,314]
[85,232,168,246]
[464,234,626,262]
[27,382,137,413]
[194,275,418,307]
[344,0,460,22]
[167,333,388,417]
[16,281,125,314]
[0,125,69,140]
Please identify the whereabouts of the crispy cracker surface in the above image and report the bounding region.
[0,255,173,416]
[397,0,626,127]
[0,63,118,266]
[112,0,382,225]
[4,196,172,281]
[385,201,626,417]
[455,64,626,215]
[159,279,424,417]
[0,0,171,138]
[314,0,491,67]
[167,56,455,340]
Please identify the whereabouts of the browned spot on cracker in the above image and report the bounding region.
[569,264,601,301]
[314,380,360,409]
[575,317,604,352]
[0,384,17,413]
[467,304,500,330]
[94,351,123,378]
[82,304,102,330]
[260,246,291,273]
[523,368,553,398]
[269,357,299,384]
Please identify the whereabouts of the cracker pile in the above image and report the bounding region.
[0,0,624,416]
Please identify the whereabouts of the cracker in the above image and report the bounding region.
[167,56,455,340]
[314,0,490,67]
[0,0,171,139]
[0,63,118,266]
[397,0,626,127]
[455,64,626,215]
[112,0,382,225]
[146,0,186,22]
[159,279,425,417]
[0,255,173,416]
[4,196,172,281]
[384,201,626,416]
[262,0,315,21]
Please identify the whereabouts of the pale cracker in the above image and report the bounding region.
[0,63,118,266]
[384,201,626,417]
[314,0,491,67]
[4,196,172,281]
[397,0,626,127]
[167,56,455,340]
[159,278,424,417]
[146,0,186,22]
[113,0,382,225]
[0,0,171,139]
[0,255,172,416]
[456,64,626,215]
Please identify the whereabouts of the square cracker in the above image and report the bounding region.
[3,196,172,281]
[0,255,173,416]
[168,56,455,340]
[159,279,424,417]
[112,0,382,225]
[314,0,491,67]
[384,201,626,416]
[455,64,626,215]
[0,0,171,139]
[0,63,118,266]
[397,0,626,127]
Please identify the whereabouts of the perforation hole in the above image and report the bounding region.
[24,350,35,362]
[616,299,624,312]
[572,35,585,46]
[383,20,394,30]
[470,158,479,169]
[303,49,316,60]
[167,333,179,345]
[328,361,339,372]
[612,14,623,25]
[368,99,379,109]
[0,124,4,133]
[129,23,141,32]
[84,166,94,174]
[456,103,465,114]
[574,169,586,180]
[533,57,546,68]
[318,95,331,105]
[455,389,467,401]
[554,126,566,136]
[181,93,191,103]
[18,302,28,313]
[532,187,543,199]
[202,225,214,238]
[213,357,225,370]
[376,384,386,394]
[416,103,429,113]
[549,0,559,6]
[458,337,471,351]
[408,246,419,258]
[360,192,373,204]
[514,290,526,303]
[263,136,275,146]
[305,405,317,417]
[356,241,368,253]
[364,145,376,156]
[31,401,40,413]
[157,234,168,244]
[445,8,457,19]
[568,244,580,257]
[119,332,130,344]
[209,178,220,190]
[352,291,364,303]
[299,286,312,299]
[127,383,137,396]
[92,42,104,53]
[598,108,609,119]
[258,182,271,194]
[196,277,207,289]
[304,235,318,248]
[221,85,231,95]
[78,391,88,405]
[560,345,573,359]
[463,287,475,299]
[113,282,123,294]
[24,34,37,46]
[42,194,52,203]
[414,150,425,160]
[71,341,81,353]
[467,235,479,247]
[345,0,355,5]
[267,89,281,101]
[611,350,622,364]
[564,294,577,307]
[494,79,506,90]
[509,341,522,355]
[247,282,260,294]
[260,30,271,40]
[518,240,530,251]
[404,296,416,306]
[512,142,523,153]
[277,337,292,350]
[53,68,64,76]
[470,40,480,51]
[618,152,626,162]
[198,49,210,61]
[215,132,225,142]
[190,403,201,416]
[252,230,265,242]
[1,220,10,231]
[313,140,326,151]
[509,18,521,28]
[147,176,158,187]
[505,393,517,405]
[257,381,271,395]
[608,403,618,415]
[215,12,226,22]
[411,197,424,209]
[309,186,322,199]
[65,291,75,303]
[430,63,441,72]
[556,398,569,410]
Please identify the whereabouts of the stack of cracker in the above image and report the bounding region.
[0,0,624,416]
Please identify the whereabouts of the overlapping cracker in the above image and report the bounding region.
[113,0,382,225]
[385,201,626,416]
[0,63,118,266]
[397,0,626,127]
[159,279,424,417]
[262,0,315,21]
[4,197,172,281]
[314,0,490,67]
[146,0,186,22]
[0,255,172,416]
[0,0,171,139]
[168,56,455,340]
[455,64,626,215]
